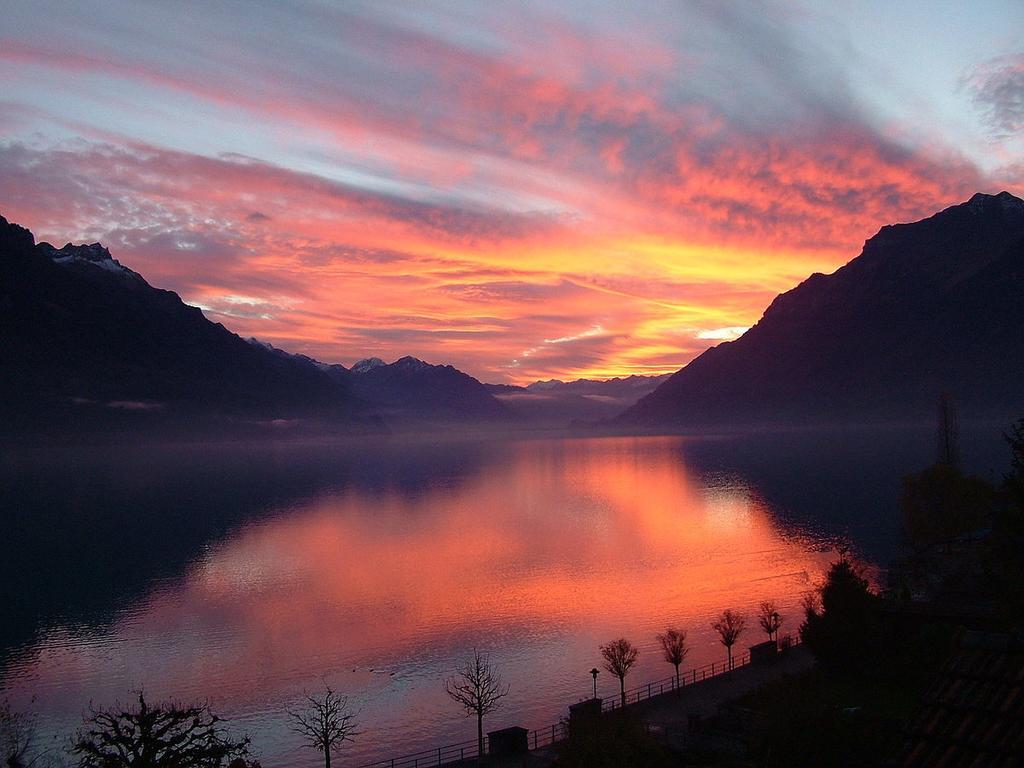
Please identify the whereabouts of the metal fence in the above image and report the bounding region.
[524,721,569,752]
[357,637,800,768]
[355,721,571,768]
[356,736,482,768]
[600,650,752,713]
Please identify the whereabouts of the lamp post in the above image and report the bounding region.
[590,667,599,700]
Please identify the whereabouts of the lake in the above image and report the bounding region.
[0,427,1011,765]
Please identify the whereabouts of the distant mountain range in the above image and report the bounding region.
[249,340,507,422]
[0,215,507,436]
[7,190,1020,438]
[618,191,1024,427]
[485,374,670,424]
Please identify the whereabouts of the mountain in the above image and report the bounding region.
[0,216,372,436]
[618,192,1024,427]
[246,340,508,423]
[246,339,508,422]
[0,214,505,435]
[486,374,670,425]
[351,357,386,374]
[348,355,510,422]
[523,374,671,398]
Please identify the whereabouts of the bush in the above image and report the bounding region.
[553,711,673,768]
[900,464,994,546]
[800,557,882,671]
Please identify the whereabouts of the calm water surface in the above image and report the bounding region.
[0,429,1008,765]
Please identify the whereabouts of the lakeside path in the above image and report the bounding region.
[492,647,815,767]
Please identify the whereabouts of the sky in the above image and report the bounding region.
[1,0,1022,383]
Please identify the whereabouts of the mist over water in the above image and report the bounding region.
[0,426,1012,765]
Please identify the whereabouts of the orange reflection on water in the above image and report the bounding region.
[7,436,837,765]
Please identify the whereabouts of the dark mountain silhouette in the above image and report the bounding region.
[348,355,510,422]
[0,216,367,435]
[485,374,670,424]
[617,192,1024,427]
[247,340,509,422]
[0,215,506,435]
[523,374,670,398]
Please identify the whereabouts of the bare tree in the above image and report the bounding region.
[1,699,43,768]
[72,691,250,768]
[288,686,358,768]
[801,589,821,617]
[758,601,783,644]
[444,649,510,760]
[655,628,688,690]
[711,610,746,670]
[600,638,639,708]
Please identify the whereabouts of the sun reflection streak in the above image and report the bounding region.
[2,437,841,765]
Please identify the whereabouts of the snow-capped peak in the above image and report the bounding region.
[40,241,144,282]
[247,337,275,352]
[351,357,386,374]
[247,337,336,372]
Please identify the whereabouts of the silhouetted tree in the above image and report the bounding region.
[758,601,783,644]
[600,639,639,708]
[655,628,688,690]
[801,590,820,618]
[900,464,995,546]
[288,686,358,768]
[444,649,509,760]
[1,699,41,768]
[900,394,995,546]
[993,418,1024,623]
[72,692,250,768]
[712,610,746,670]
[800,554,881,669]
[712,610,745,671]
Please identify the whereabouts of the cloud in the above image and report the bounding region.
[0,2,1015,382]
[439,280,579,304]
[696,326,750,341]
[962,54,1024,138]
[544,325,606,345]
[0,128,996,382]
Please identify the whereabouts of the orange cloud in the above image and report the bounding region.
[0,5,1009,383]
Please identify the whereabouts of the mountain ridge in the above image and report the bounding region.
[484,373,672,425]
[617,191,1024,427]
[0,214,508,435]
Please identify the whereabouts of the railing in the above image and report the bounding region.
[355,722,570,768]
[600,650,752,713]
[357,736,482,768]
[358,637,800,767]
[524,721,569,752]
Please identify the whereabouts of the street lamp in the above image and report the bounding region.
[590,667,599,700]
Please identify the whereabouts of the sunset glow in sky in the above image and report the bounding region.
[2,1,1022,382]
